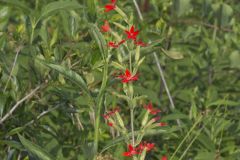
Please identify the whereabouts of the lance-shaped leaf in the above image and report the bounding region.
[0,0,32,14]
[89,23,107,60]
[37,1,84,23]
[18,134,54,160]
[40,61,91,97]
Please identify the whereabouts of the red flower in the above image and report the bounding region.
[144,103,161,115]
[108,41,119,48]
[108,40,126,48]
[118,69,138,83]
[135,40,148,47]
[152,116,161,122]
[125,26,139,40]
[144,142,155,151]
[123,144,138,157]
[105,4,115,12]
[136,142,155,153]
[107,122,113,127]
[101,20,110,32]
[103,108,120,120]
[158,122,167,127]
[118,39,126,45]
[104,0,117,12]
[161,155,168,160]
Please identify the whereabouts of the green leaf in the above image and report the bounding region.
[18,134,54,160]
[206,100,240,108]
[230,51,240,69]
[0,0,32,13]
[173,0,192,16]
[0,93,7,117]
[161,48,184,59]
[0,140,23,150]
[7,127,25,136]
[39,61,90,96]
[89,23,107,60]
[38,1,84,22]
[162,113,189,121]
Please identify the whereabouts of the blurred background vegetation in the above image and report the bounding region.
[0,0,240,159]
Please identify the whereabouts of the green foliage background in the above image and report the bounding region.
[0,0,240,159]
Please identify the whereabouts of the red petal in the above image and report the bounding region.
[125,69,131,77]
[161,156,168,160]
[118,39,126,45]
[105,4,115,12]
[159,122,167,126]
[123,151,132,157]
[128,144,134,151]
[107,122,113,126]
[130,26,135,33]
[122,79,129,83]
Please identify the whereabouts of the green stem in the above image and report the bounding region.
[129,50,132,72]
[93,61,108,159]
[30,25,36,45]
[130,108,135,146]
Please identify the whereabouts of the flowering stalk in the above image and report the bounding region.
[99,1,168,159]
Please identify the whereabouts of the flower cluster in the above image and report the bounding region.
[123,142,155,157]
[102,1,147,49]
[103,107,120,126]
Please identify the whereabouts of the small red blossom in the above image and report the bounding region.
[118,69,139,83]
[161,155,168,160]
[105,4,115,12]
[108,41,119,48]
[103,107,120,120]
[152,116,161,122]
[107,122,113,127]
[136,142,155,153]
[135,40,148,47]
[108,40,126,48]
[144,103,161,115]
[158,122,167,127]
[123,144,138,157]
[125,26,139,40]
[118,39,126,45]
[104,0,117,12]
[144,142,155,151]
[101,20,110,32]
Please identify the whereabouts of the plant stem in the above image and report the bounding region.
[4,47,21,92]
[129,50,132,72]
[93,61,108,159]
[30,26,35,45]
[130,108,135,146]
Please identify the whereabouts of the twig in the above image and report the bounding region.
[0,86,41,124]
[169,19,233,33]
[4,46,22,91]
[69,104,84,131]
[153,53,176,111]
[25,105,60,126]
[133,0,143,20]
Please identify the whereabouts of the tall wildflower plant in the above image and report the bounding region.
[97,0,168,159]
